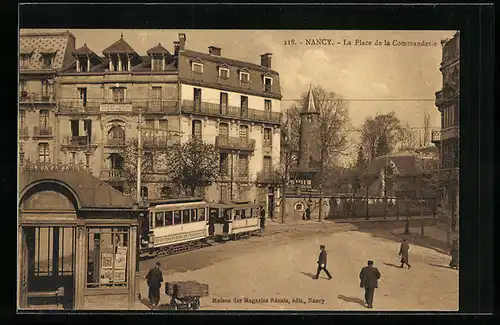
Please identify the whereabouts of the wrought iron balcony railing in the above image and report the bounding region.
[57,101,100,113]
[143,134,170,147]
[61,135,96,147]
[137,100,179,114]
[106,138,126,146]
[33,126,53,137]
[215,136,256,151]
[431,130,441,143]
[181,100,281,124]
[19,92,55,103]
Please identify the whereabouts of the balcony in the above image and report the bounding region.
[215,136,256,152]
[143,134,170,148]
[440,126,459,141]
[19,126,29,138]
[181,100,281,124]
[33,126,53,138]
[431,130,441,144]
[99,169,126,181]
[100,101,133,113]
[19,92,55,104]
[61,135,96,148]
[106,138,126,147]
[139,100,178,114]
[58,101,100,114]
[256,171,274,184]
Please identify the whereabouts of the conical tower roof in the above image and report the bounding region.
[102,33,137,55]
[146,42,172,56]
[302,85,319,114]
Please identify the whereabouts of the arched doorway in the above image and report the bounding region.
[19,181,79,310]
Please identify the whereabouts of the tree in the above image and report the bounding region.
[375,134,391,157]
[165,138,220,197]
[356,145,367,170]
[359,112,403,161]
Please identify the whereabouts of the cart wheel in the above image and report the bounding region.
[192,297,200,310]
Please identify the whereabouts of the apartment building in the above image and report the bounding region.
[19,30,76,165]
[175,34,282,204]
[431,31,460,231]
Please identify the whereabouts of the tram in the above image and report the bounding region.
[209,202,263,241]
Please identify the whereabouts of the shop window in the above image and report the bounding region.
[87,228,129,288]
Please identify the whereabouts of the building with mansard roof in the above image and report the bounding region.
[19,31,282,209]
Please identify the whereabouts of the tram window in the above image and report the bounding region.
[155,212,164,227]
[182,210,190,224]
[165,211,173,226]
[173,210,181,225]
[199,208,206,221]
[234,210,241,220]
[241,209,247,219]
[149,212,154,228]
[223,209,231,220]
[209,208,218,220]
[191,209,198,222]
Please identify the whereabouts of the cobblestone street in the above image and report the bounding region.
[137,221,458,311]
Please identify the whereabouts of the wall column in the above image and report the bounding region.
[162,56,166,70]
[87,57,91,72]
[76,59,80,72]
[118,56,122,72]
[127,57,131,72]
[108,56,113,72]
[74,225,86,310]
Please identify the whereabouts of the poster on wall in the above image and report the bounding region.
[114,269,126,283]
[116,246,127,255]
[114,253,127,269]
[100,268,113,284]
[101,252,113,269]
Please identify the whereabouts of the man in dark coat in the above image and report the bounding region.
[259,206,266,231]
[449,239,459,269]
[146,262,164,309]
[305,206,311,221]
[398,238,411,269]
[359,260,381,309]
[313,245,332,280]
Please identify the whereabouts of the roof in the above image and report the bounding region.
[73,43,98,56]
[102,35,137,55]
[181,49,279,75]
[19,171,137,209]
[364,151,439,177]
[147,42,172,55]
[302,85,318,114]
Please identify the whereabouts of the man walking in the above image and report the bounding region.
[146,262,164,310]
[313,245,332,280]
[398,238,411,269]
[359,260,381,309]
[259,206,266,231]
[305,206,311,221]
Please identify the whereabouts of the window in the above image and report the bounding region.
[173,211,181,225]
[108,126,125,143]
[109,153,124,170]
[219,123,229,137]
[19,110,26,128]
[220,92,228,115]
[238,154,249,177]
[151,86,162,109]
[141,186,149,199]
[219,68,230,79]
[264,128,272,145]
[159,119,168,138]
[264,77,273,91]
[38,143,50,162]
[20,54,31,68]
[19,80,27,95]
[112,87,125,103]
[42,54,53,69]
[41,80,52,97]
[220,153,229,176]
[198,208,206,221]
[84,119,92,141]
[240,96,248,117]
[192,62,203,74]
[155,212,164,227]
[192,120,202,140]
[240,72,250,83]
[263,156,272,175]
[71,120,79,137]
[152,58,163,71]
[220,184,229,202]
[161,186,171,198]
[182,210,190,224]
[193,88,202,111]
[264,100,272,114]
[78,88,87,107]
[39,110,49,128]
[87,228,129,288]
[191,209,199,222]
[70,152,77,164]
[165,211,173,226]
[239,125,249,140]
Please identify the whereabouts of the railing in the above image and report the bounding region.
[19,126,29,137]
[61,135,95,147]
[99,169,125,181]
[215,136,256,151]
[138,100,178,114]
[181,100,281,124]
[19,92,55,103]
[143,135,170,147]
[100,102,133,112]
[431,130,441,143]
[33,126,53,137]
[106,138,126,146]
[58,101,100,113]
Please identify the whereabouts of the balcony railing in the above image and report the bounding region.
[99,169,125,181]
[215,136,256,151]
[33,126,53,137]
[143,135,170,147]
[136,100,178,114]
[181,100,281,124]
[106,138,126,146]
[58,101,100,113]
[431,130,441,143]
[61,135,95,147]
[19,92,55,103]
[19,126,29,137]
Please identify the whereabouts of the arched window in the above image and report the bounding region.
[141,186,148,199]
[109,153,124,170]
[108,125,125,144]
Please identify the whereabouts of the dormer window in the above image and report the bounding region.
[219,67,230,79]
[41,53,53,69]
[263,76,273,92]
[240,71,250,83]
[76,58,89,72]
[152,58,163,71]
[192,62,203,74]
[20,54,31,68]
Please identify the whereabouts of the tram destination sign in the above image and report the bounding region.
[155,229,206,245]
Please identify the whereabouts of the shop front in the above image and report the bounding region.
[18,169,143,310]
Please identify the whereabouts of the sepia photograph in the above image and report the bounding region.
[18,27,461,312]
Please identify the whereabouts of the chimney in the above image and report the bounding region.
[178,33,186,51]
[260,53,272,69]
[208,46,221,56]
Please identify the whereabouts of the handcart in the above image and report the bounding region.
[165,281,209,310]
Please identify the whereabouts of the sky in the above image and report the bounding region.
[22,29,456,161]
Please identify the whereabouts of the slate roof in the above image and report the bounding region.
[147,42,172,55]
[364,150,439,177]
[302,85,318,114]
[73,43,98,56]
[180,49,279,74]
[19,171,136,209]
[102,36,137,55]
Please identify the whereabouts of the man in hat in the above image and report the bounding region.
[313,245,332,280]
[259,205,266,232]
[359,260,381,309]
[146,262,164,310]
[398,238,411,269]
[305,206,311,221]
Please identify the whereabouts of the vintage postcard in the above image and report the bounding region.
[18,28,459,312]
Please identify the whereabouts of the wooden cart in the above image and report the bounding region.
[165,281,209,310]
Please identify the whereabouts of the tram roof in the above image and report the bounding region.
[147,197,205,207]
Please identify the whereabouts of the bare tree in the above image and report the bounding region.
[359,112,403,161]
[398,122,420,151]
[165,137,220,197]
[422,111,431,147]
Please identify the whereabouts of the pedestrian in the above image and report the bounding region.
[313,245,332,280]
[398,238,411,269]
[359,260,381,309]
[259,206,266,231]
[305,206,311,221]
[449,238,459,269]
[146,262,164,310]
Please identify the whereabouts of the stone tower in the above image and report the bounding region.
[298,86,320,171]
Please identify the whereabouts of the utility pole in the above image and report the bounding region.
[419,150,425,236]
[136,108,142,202]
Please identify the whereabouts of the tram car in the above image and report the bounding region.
[139,198,210,258]
[209,202,263,241]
